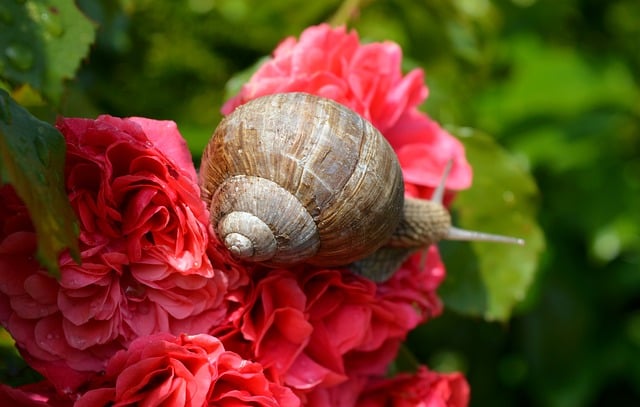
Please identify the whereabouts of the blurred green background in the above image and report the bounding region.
[2,0,639,406]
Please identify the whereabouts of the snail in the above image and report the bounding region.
[200,92,523,282]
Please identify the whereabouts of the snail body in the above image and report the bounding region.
[201,92,523,281]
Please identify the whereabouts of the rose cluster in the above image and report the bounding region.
[0,24,470,406]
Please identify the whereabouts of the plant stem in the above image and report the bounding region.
[328,0,368,26]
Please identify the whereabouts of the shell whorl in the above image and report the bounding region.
[211,175,320,264]
[200,92,405,268]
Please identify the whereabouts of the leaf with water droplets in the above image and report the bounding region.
[0,0,95,103]
[0,89,79,278]
[438,127,545,321]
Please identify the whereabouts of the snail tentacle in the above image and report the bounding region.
[353,159,524,282]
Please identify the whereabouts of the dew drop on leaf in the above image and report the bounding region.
[26,1,64,38]
[5,43,34,71]
[502,190,515,204]
[36,171,47,185]
[40,6,64,38]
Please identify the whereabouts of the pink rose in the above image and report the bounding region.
[385,109,472,199]
[75,333,298,407]
[375,246,446,325]
[303,375,367,407]
[357,366,470,407]
[0,116,232,390]
[210,351,300,406]
[222,24,425,135]
[215,263,444,398]
[76,333,221,407]
[222,23,471,193]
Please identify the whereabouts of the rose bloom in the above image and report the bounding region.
[0,116,232,391]
[222,23,472,194]
[214,259,444,400]
[357,366,470,407]
[75,333,299,407]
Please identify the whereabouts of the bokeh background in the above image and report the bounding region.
[2,0,639,406]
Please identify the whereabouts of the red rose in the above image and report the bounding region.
[222,24,425,136]
[210,351,300,406]
[214,269,370,392]
[76,333,223,407]
[215,263,445,398]
[375,246,446,326]
[0,116,232,390]
[357,366,470,407]
[222,23,471,193]
[303,375,367,407]
[75,333,299,407]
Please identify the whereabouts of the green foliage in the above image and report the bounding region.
[0,0,96,103]
[0,1,94,263]
[440,128,544,321]
[0,89,79,277]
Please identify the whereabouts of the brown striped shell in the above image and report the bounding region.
[199,92,405,268]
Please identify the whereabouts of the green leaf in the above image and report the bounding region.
[0,0,96,103]
[439,127,545,321]
[0,89,79,277]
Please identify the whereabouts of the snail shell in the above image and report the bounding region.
[200,92,405,268]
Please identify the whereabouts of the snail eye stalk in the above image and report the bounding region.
[434,159,525,246]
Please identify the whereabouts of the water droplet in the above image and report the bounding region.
[145,141,153,148]
[0,4,13,24]
[502,190,515,204]
[40,7,64,37]
[5,43,34,71]
[73,337,86,348]
[193,261,200,268]
[36,170,47,184]
[26,1,63,37]
[34,133,51,166]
